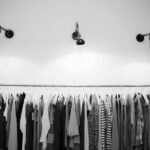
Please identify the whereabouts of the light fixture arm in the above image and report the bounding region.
[75,22,80,36]
[74,22,81,39]
[75,22,79,32]
[0,26,7,32]
[142,33,150,36]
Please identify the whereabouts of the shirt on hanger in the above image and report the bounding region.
[8,95,18,150]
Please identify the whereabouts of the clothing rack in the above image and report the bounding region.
[0,84,150,87]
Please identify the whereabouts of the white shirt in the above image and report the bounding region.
[20,96,27,150]
[40,98,50,150]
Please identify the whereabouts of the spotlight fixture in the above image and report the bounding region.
[136,33,150,42]
[72,22,85,45]
[0,26,14,38]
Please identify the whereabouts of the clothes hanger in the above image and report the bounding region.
[141,87,149,104]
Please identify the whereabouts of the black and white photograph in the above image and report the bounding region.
[0,0,150,150]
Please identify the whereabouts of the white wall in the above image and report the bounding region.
[0,0,150,85]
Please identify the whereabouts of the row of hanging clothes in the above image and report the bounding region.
[0,88,150,150]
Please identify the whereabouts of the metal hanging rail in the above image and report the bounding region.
[0,84,150,87]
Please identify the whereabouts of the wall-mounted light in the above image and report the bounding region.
[72,22,85,45]
[136,33,150,42]
[0,26,14,38]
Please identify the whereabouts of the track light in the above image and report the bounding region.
[72,22,85,45]
[0,26,14,38]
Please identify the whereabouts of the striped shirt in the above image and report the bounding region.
[101,99,105,150]
[105,96,112,150]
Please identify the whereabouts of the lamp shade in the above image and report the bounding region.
[5,30,14,38]
[76,39,85,45]
[72,31,81,40]
[136,34,144,42]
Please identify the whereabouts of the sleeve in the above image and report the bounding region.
[68,100,79,136]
